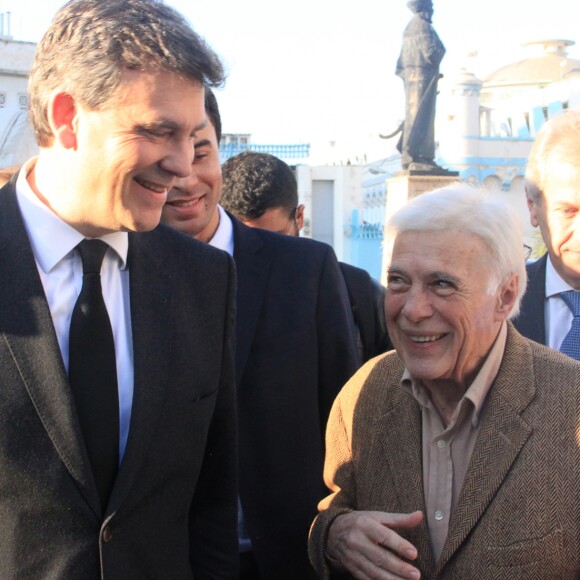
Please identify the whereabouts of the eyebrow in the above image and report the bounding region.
[194,139,212,149]
[137,118,207,136]
[194,119,207,133]
[387,267,460,284]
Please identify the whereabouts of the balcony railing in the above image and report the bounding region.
[219,142,310,163]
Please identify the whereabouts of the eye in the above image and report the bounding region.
[431,278,457,295]
[193,150,209,163]
[434,279,453,287]
[386,273,409,291]
[137,126,171,140]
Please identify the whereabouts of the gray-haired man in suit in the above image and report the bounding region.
[514,109,580,360]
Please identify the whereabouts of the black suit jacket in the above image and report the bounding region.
[513,254,548,345]
[0,180,238,579]
[339,262,391,362]
[231,217,359,579]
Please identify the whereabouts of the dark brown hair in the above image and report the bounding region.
[29,0,225,147]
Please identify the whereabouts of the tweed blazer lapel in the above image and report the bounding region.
[106,232,171,512]
[0,182,101,515]
[230,217,272,383]
[376,376,435,572]
[435,324,534,574]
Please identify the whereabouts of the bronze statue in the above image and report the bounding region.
[396,0,445,171]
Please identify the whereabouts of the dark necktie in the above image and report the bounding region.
[69,239,119,508]
[559,290,580,360]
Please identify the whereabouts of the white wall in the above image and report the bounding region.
[295,164,363,262]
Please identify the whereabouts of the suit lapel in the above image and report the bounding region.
[514,254,547,344]
[436,325,534,574]
[231,217,272,382]
[377,384,435,572]
[107,232,171,510]
[0,182,101,515]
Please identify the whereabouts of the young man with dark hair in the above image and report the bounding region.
[162,90,360,580]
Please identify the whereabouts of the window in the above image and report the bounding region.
[18,93,28,109]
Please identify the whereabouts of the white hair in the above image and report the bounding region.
[384,182,527,318]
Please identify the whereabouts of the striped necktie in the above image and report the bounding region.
[559,290,580,360]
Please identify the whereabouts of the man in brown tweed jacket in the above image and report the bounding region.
[309,183,580,579]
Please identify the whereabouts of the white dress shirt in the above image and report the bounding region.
[15,158,134,460]
[545,256,575,351]
[208,205,234,256]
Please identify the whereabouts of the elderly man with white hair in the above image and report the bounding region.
[308,184,580,579]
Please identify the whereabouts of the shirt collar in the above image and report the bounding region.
[208,205,234,256]
[401,321,508,427]
[16,158,129,272]
[545,255,574,298]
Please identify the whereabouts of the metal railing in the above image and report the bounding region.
[219,142,310,163]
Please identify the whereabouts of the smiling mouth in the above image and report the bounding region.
[409,334,445,343]
[134,177,168,194]
[167,196,204,208]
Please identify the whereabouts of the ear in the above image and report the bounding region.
[525,187,540,228]
[47,91,79,150]
[295,203,305,232]
[495,274,518,320]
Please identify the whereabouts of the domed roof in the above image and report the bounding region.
[484,40,580,88]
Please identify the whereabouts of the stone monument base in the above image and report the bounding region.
[380,172,461,284]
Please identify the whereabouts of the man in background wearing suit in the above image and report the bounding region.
[161,90,359,580]
[220,151,391,363]
[514,110,580,358]
[309,184,580,579]
[0,1,238,578]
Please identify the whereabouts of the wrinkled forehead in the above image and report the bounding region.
[390,229,488,268]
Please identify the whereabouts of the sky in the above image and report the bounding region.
[2,0,580,146]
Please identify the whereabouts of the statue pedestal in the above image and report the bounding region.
[380,172,461,284]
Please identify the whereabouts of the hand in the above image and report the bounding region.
[326,510,423,579]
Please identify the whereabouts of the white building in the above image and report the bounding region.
[438,39,580,257]
[0,29,37,168]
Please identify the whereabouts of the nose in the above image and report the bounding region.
[161,137,195,179]
[401,287,433,323]
[172,169,199,194]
